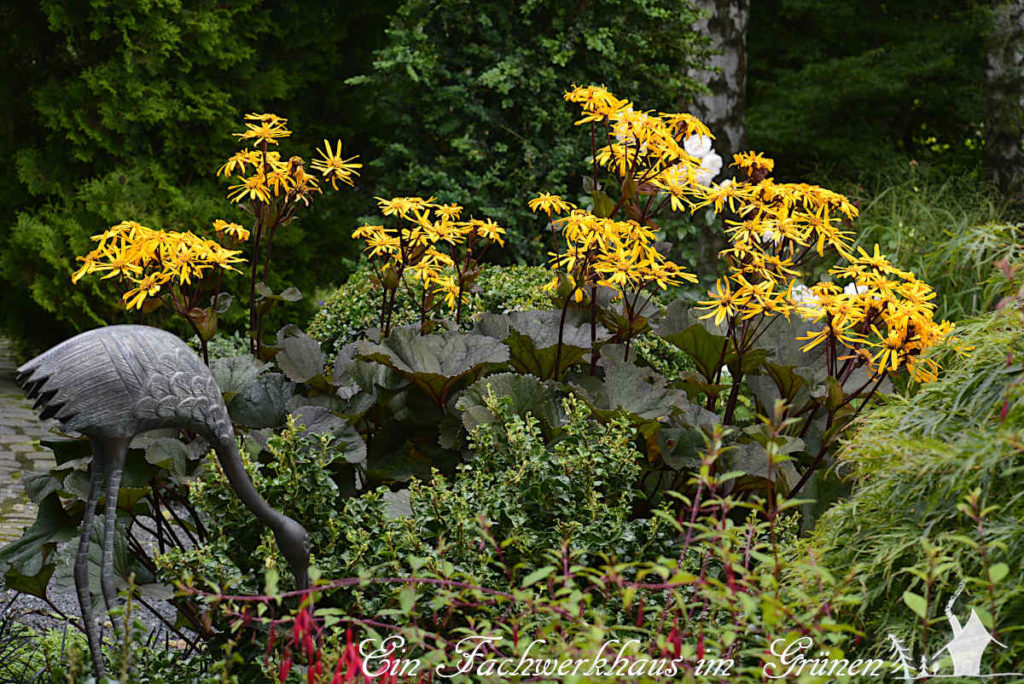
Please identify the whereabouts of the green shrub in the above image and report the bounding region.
[806,309,1024,674]
[347,0,709,262]
[161,397,860,683]
[164,396,674,588]
[0,1,395,351]
[308,263,553,357]
[841,164,1019,320]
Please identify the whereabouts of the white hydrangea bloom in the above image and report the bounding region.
[684,134,713,159]
[844,282,867,296]
[701,151,723,175]
[791,282,815,304]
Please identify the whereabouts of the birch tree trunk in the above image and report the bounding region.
[688,0,750,161]
[985,1,1024,192]
[688,0,749,275]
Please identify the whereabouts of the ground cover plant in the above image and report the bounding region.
[2,80,1012,683]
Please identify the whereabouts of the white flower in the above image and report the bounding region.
[696,170,715,186]
[844,282,867,296]
[791,282,823,321]
[791,282,815,304]
[684,134,713,159]
[661,164,691,190]
[701,151,723,175]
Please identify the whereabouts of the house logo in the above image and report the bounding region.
[888,581,1021,679]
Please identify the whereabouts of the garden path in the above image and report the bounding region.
[0,337,56,543]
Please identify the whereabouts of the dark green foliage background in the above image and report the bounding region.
[0,0,1011,351]
[0,0,397,350]
[747,0,991,175]
[348,0,710,261]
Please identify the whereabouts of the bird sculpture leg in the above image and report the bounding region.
[77,439,107,680]
[100,438,129,641]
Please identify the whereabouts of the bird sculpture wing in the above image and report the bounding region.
[17,325,233,441]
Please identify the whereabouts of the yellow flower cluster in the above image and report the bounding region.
[72,220,245,310]
[561,84,952,382]
[352,197,506,310]
[530,196,697,301]
[796,245,952,382]
[564,85,711,205]
[690,162,950,382]
[218,113,361,205]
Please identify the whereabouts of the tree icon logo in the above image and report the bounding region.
[887,581,1020,680]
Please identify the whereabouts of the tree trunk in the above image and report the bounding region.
[688,0,750,276]
[689,0,750,162]
[985,1,1024,193]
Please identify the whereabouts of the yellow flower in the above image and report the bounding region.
[213,220,250,242]
[234,113,291,146]
[434,203,463,221]
[376,196,435,219]
[528,193,575,216]
[797,320,865,353]
[217,149,261,177]
[311,139,362,190]
[698,278,750,327]
[122,273,167,310]
[432,275,465,310]
[473,218,506,245]
[731,151,775,176]
[227,175,271,204]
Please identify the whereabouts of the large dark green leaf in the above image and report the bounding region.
[22,471,61,505]
[353,326,509,406]
[333,341,406,396]
[0,492,78,598]
[476,310,604,379]
[724,440,801,494]
[366,440,458,486]
[571,357,697,434]
[654,300,729,383]
[290,405,367,465]
[211,354,266,402]
[455,372,564,439]
[275,330,329,388]
[40,436,92,469]
[228,372,296,428]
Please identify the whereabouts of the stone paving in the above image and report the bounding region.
[0,338,56,543]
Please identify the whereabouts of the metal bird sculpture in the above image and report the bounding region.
[15,325,310,679]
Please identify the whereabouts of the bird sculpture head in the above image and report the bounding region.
[275,515,312,589]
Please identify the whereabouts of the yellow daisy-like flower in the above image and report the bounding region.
[122,273,167,310]
[227,175,271,204]
[473,218,506,246]
[698,278,751,327]
[311,139,363,190]
[528,193,576,217]
[732,151,775,176]
[213,220,250,242]
[233,113,291,147]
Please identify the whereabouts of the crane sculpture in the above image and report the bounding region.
[15,325,310,679]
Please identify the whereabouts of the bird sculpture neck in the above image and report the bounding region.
[210,433,284,529]
[209,432,311,589]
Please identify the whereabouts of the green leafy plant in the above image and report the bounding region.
[307,263,554,358]
[805,308,1024,674]
[165,399,863,683]
[348,0,710,261]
